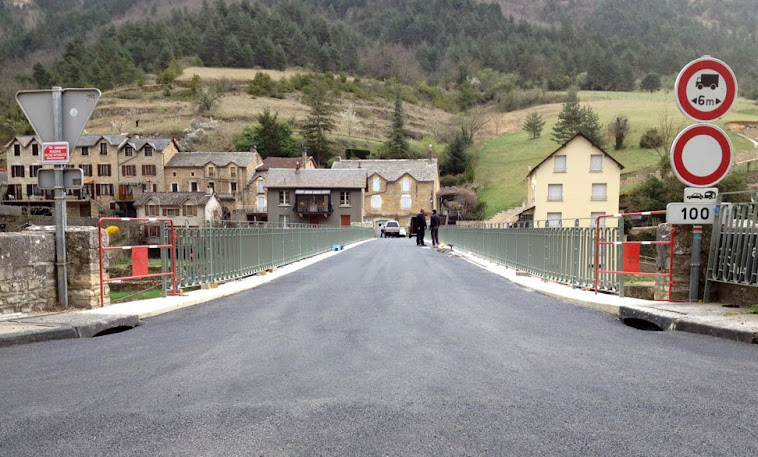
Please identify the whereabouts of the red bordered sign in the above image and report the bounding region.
[670,124,732,188]
[41,141,70,164]
[675,56,737,122]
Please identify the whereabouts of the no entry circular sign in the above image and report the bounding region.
[670,123,733,187]
[675,56,737,122]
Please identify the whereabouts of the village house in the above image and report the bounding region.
[245,153,317,222]
[331,158,440,229]
[164,151,263,220]
[115,138,181,217]
[135,192,221,240]
[520,133,624,227]
[3,134,129,217]
[265,168,366,226]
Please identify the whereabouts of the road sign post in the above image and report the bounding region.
[16,87,101,308]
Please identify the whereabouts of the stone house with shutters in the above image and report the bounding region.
[331,158,440,229]
[2,134,129,217]
[164,151,263,220]
[265,168,366,226]
[115,138,181,217]
[520,133,624,228]
[135,192,221,232]
[245,154,317,222]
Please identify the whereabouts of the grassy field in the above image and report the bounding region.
[475,91,758,217]
[110,289,163,303]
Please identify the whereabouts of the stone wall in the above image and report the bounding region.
[0,226,109,314]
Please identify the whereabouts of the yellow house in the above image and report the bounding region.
[522,134,624,227]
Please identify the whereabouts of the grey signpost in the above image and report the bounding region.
[16,87,101,308]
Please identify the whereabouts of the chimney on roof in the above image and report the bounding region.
[302,149,308,167]
[252,146,258,155]
[295,161,301,173]
[358,161,361,169]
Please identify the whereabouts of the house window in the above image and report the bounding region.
[279,215,290,227]
[547,212,562,228]
[402,177,410,192]
[591,212,606,227]
[100,143,108,155]
[82,164,92,177]
[340,191,350,206]
[162,208,180,217]
[590,154,603,172]
[554,155,566,172]
[97,184,114,195]
[13,144,20,156]
[122,165,136,176]
[183,204,197,216]
[144,146,153,157]
[279,190,290,205]
[257,179,264,193]
[591,183,607,201]
[230,166,237,178]
[231,182,237,194]
[146,204,159,216]
[81,146,89,156]
[29,165,41,177]
[372,176,380,192]
[401,194,411,210]
[124,145,133,157]
[11,166,24,178]
[152,184,157,192]
[258,196,266,210]
[27,184,42,196]
[207,166,215,177]
[171,183,178,192]
[371,195,382,209]
[142,165,156,176]
[208,182,215,192]
[98,164,111,176]
[547,184,563,201]
[190,182,198,192]
[32,144,39,156]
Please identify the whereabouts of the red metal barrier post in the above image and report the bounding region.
[98,217,180,306]
[594,211,676,300]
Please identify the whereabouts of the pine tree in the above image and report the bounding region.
[385,91,410,158]
[301,81,336,165]
[522,112,545,139]
[442,128,471,176]
[552,92,604,147]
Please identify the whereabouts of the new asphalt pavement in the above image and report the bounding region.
[1,238,757,456]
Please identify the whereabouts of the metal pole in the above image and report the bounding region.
[52,86,68,308]
[689,225,703,302]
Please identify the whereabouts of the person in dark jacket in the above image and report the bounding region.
[415,209,427,246]
[430,209,441,246]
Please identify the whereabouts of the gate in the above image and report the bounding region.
[704,193,758,301]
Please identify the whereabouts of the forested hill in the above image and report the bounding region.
[3,0,758,98]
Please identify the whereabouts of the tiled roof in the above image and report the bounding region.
[166,151,257,168]
[526,133,625,177]
[265,169,367,189]
[331,158,438,182]
[78,134,128,147]
[122,138,176,153]
[258,156,305,171]
[134,192,215,207]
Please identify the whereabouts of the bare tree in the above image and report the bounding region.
[651,111,685,172]
[340,103,357,137]
[457,106,492,144]
[196,86,221,113]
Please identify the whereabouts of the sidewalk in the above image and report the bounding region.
[439,246,758,345]
[0,239,375,347]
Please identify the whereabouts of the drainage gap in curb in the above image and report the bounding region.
[621,318,663,331]
[92,326,135,337]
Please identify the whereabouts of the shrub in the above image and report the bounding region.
[639,128,664,149]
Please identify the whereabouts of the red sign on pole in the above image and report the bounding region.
[670,124,733,187]
[675,56,737,122]
[41,141,70,164]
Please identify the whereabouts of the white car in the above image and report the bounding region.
[383,220,401,237]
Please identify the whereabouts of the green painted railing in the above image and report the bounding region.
[440,223,623,294]
[169,223,372,289]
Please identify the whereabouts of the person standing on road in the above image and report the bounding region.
[430,209,440,247]
[415,209,427,246]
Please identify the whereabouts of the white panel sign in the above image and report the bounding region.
[666,203,716,224]
[684,187,718,203]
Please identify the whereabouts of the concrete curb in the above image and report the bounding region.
[0,238,375,347]
[446,246,758,345]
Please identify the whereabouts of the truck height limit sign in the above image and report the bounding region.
[675,56,737,122]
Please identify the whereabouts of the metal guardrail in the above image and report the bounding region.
[172,224,372,289]
[440,223,623,293]
[704,192,758,301]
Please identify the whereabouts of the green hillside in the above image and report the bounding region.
[476,91,758,217]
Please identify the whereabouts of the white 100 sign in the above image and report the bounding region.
[666,203,716,224]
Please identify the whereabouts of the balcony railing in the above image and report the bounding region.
[241,204,267,214]
[296,203,333,215]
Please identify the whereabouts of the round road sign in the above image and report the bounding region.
[670,123,733,187]
[675,56,737,122]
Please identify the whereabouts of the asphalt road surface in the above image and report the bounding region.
[1,238,757,456]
